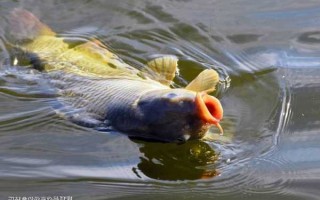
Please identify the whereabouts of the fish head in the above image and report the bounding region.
[135,89,223,142]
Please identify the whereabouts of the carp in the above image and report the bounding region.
[6,8,224,142]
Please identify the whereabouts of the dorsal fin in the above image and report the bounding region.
[72,39,117,62]
[186,69,220,93]
[8,8,55,41]
[146,55,178,85]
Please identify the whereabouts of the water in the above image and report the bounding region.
[1,0,320,199]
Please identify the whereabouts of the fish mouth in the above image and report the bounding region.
[195,92,224,135]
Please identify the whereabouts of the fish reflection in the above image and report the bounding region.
[133,140,219,180]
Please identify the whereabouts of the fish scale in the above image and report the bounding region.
[49,73,167,119]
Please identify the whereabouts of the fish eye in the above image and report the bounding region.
[176,134,190,143]
[166,93,178,98]
[176,137,186,143]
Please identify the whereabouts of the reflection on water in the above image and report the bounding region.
[0,0,320,199]
[134,140,219,180]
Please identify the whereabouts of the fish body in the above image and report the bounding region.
[7,9,224,142]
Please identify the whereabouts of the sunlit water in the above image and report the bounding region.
[0,0,320,199]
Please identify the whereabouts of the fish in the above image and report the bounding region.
[6,8,224,142]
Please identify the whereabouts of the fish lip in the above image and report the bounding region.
[195,92,224,134]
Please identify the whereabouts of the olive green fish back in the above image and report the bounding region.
[8,8,141,79]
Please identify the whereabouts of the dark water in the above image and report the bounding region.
[1,0,320,199]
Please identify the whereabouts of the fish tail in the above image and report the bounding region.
[7,8,55,42]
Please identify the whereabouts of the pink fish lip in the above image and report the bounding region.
[195,92,224,135]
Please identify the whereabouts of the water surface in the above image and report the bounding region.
[1,0,320,199]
